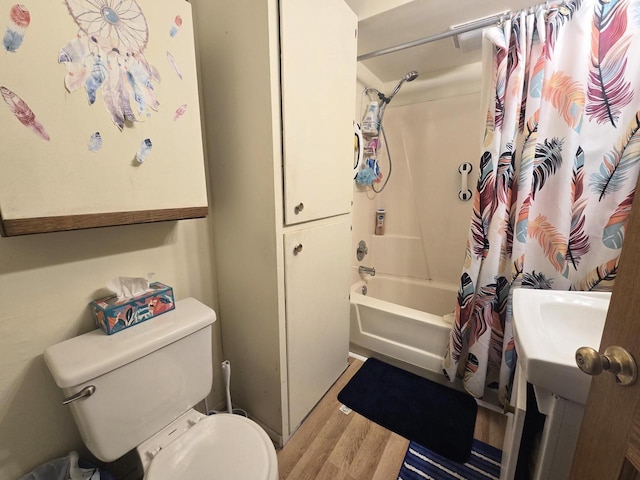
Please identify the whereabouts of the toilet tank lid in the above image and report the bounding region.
[44,297,216,388]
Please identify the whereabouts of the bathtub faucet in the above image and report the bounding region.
[358,266,376,277]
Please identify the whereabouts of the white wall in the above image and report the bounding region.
[0,218,224,478]
[352,68,481,290]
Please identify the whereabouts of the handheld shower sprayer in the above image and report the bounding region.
[359,70,418,194]
[386,70,419,103]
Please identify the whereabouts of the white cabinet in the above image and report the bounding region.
[280,0,357,224]
[284,218,352,428]
[192,0,356,445]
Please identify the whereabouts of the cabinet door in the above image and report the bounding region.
[284,217,351,431]
[280,0,357,225]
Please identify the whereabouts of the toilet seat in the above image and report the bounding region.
[144,414,278,480]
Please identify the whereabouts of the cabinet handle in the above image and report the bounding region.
[294,202,304,215]
[293,244,303,255]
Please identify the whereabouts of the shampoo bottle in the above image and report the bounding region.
[362,102,380,135]
[375,209,386,235]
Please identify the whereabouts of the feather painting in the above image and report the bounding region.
[1,86,50,141]
[167,51,182,79]
[542,71,585,131]
[504,338,517,369]
[515,194,532,243]
[60,2,161,131]
[603,189,635,248]
[86,57,108,105]
[494,41,509,130]
[518,112,539,189]
[512,253,525,282]
[169,15,182,37]
[529,214,570,278]
[522,270,554,289]
[531,137,564,199]
[506,16,521,81]
[449,272,476,364]
[489,317,506,377]
[547,0,585,55]
[504,208,516,262]
[59,36,92,92]
[483,108,495,148]
[496,145,515,204]
[135,138,153,164]
[566,147,591,269]
[173,104,187,121]
[87,132,102,152]
[529,49,546,99]
[494,276,510,320]
[469,284,497,345]
[471,151,496,258]
[590,112,640,200]
[571,257,618,291]
[447,323,464,366]
[586,0,634,127]
[457,272,476,325]
[464,353,479,377]
[3,4,29,52]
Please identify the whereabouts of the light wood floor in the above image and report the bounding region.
[277,358,507,480]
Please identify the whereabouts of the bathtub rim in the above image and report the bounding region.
[350,279,453,327]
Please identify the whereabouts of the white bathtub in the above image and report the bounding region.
[349,275,457,374]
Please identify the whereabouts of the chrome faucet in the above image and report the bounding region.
[358,266,376,276]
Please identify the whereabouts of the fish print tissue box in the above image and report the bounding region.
[91,282,175,335]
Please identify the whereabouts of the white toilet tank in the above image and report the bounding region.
[44,297,216,462]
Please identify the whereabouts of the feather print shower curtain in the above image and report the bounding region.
[443,0,640,401]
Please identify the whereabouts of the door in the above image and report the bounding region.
[570,182,640,478]
[284,217,352,432]
[280,0,357,225]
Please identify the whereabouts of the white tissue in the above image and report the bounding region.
[107,275,153,300]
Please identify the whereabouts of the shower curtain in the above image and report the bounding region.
[443,0,640,401]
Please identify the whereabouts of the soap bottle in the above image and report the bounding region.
[375,209,386,235]
[362,102,380,135]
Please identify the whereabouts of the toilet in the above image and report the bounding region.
[44,297,278,479]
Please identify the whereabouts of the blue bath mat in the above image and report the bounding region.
[337,358,477,463]
[398,439,502,480]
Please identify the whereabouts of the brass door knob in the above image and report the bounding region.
[575,346,637,386]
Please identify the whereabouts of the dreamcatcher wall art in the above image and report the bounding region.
[59,0,160,131]
[0,0,208,236]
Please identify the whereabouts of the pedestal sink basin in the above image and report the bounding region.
[512,289,611,405]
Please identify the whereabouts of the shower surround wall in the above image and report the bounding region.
[351,80,481,368]
[353,90,480,287]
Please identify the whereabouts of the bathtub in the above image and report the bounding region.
[349,275,457,374]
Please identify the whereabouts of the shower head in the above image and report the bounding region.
[387,71,419,102]
[405,71,419,82]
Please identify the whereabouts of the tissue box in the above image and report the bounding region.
[91,282,175,335]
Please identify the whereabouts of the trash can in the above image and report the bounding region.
[20,451,114,480]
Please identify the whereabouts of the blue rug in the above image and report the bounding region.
[398,439,502,480]
[337,358,477,463]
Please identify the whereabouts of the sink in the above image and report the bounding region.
[512,289,611,405]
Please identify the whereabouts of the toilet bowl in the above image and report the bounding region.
[44,298,278,479]
[140,411,277,479]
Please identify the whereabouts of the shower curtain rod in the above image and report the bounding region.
[357,11,508,62]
